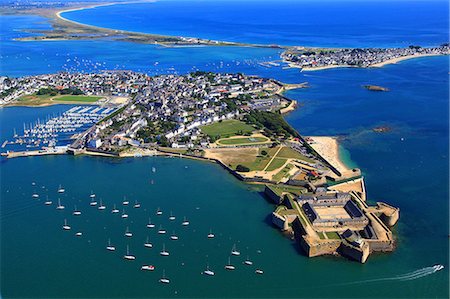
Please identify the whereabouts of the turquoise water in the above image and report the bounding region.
[1,3,449,298]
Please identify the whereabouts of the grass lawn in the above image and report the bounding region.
[265,157,287,171]
[200,120,254,138]
[272,163,294,182]
[228,147,279,171]
[325,232,341,239]
[266,184,306,196]
[277,146,314,163]
[53,95,102,102]
[217,136,269,146]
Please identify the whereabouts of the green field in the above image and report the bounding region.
[54,95,102,103]
[217,136,269,146]
[276,146,314,163]
[265,157,287,171]
[272,164,294,182]
[229,147,279,171]
[200,120,254,138]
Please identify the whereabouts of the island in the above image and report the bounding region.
[0,70,399,263]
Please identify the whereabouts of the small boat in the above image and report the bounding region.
[57,185,65,193]
[225,257,235,270]
[133,201,141,208]
[62,219,71,230]
[106,238,116,251]
[90,191,96,198]
[121,210,128,218]
[123,245,136,260]
[151,166,156,173]
[170,231,178,240]
[434,264,445,271]
[44,196,52,205]
[158,225,166,234]
[98,199,106,210]
[124,227,133,237]
[122,197,129,205]
[169,211,175,221]
[255,269,264,275]
[203,264,215,276]
[160,243,169,256]
[141,265,155,271]
[146,217,155,228]
[207,229,215,239]
[159,270,170,284]
[75,232,82,237]
[73,205,81,216]
[244,256,253,266]
[56,198,65,210]
[231,244,240,256]
[181,217,190,226]
[32,193,39,198]
[144,236,152,248]
[90,197,98,206]
[112,204,119,213]
[156,208,162,215]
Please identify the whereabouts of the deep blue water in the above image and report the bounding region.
[62,0,449,47]
[0,4,449,298]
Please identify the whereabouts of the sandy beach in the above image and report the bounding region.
[369,53,445,67]
[305,136,350,173]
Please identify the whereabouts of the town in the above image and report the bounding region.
[1,70,399,263]
[282,44,449,70]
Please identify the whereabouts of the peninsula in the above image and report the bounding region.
[0,70,399,263]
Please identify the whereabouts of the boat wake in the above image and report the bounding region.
[337,265,445,286]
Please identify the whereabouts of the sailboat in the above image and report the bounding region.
[225,257,236,270]
[32,193,39,198]
[98,199,106,210]
[169,211,175,221]
[133,200,141,208]
[207,229,215,239]
[244,256,253,265]
[121,209,128,218]
[231,244,240,256]
[146,217,155,228]
[106,238,116,251]
[57,184,65,193]
[56,198,65,210]
[122,197,129,205]
[124,226,133,237]
[62,219,71,230]
[141,264,155,271]
[156,207,162,215]
[90,196,98,206]
[144,236,153,248]
[170,231,178,240]
[158,225,166,234]
[255,269,264,275]
[181,217,190,226]
[160,243,169,256]
[159,269,170,283]
[123,245,136,260]
[111,204,119,213]
[203,263,215,276]
[73,205,81,215]
[44,196,52,205]
[75,232,82,237]
[90,191,96,198]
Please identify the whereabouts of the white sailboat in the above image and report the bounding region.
[244,256,253,265]
[159,269,170,283]
[75,232,82,237]
[122,197,129,205]
[255,269,264,275]
[133,200,141,208]
[144,236,153,248]
[90,191,96,198]
[203,264,215,276]
[57,184,65,193]
[156,207,162,215]
[106,238,116,251]
[207,229,215,239]
[121,209,128,218]
[170,231,178,240]
[231,244,240,256]
[181,217,190,226]
[111,204,119,213]
[62,219,71,230]
[146,217,155,228]
[124,226,133,237]
[56,198,65,210]
[73,205,81,215]
[98,199,106,210]
[225,257,236,270]
[160,243,169,256]
[32,193,39,198]
[44,196,52,205]
[123,245,136,260]
[90,197,98,206]
[158,225,166,234]
[169,211,175,221]
[141,264,155,271]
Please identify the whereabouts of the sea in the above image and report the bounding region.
[0,1,449,298]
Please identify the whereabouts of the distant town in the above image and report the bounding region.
[1,70,400,263]
[282,44,449,70]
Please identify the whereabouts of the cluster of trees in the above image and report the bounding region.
[236,164,250,172]
[244,110,299,139]
[36,87,83,96]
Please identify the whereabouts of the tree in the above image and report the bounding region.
[236,165,250,172]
